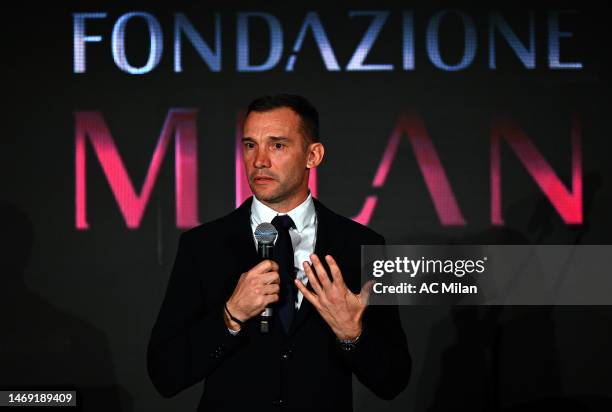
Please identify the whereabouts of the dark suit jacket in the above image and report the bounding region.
[147,197,410,411]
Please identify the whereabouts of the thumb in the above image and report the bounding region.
[358,279,375,307]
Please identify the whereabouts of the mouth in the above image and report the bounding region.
[253,175,276,184]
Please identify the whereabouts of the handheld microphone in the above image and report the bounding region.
[254,222,278,333]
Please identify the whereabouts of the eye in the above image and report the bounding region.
[244,142,255,149]
[274,143,285,150]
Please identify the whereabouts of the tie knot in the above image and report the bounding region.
[271,215,295,231]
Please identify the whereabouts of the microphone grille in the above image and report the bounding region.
[254,222,277,245]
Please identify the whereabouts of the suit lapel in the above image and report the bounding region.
[224,198,259,297]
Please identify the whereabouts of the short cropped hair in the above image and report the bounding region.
[246,93,320,146]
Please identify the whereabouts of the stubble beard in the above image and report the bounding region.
[251,175,303,206]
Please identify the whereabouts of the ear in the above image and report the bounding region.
[306,143,325,169]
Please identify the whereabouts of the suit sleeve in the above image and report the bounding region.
[147,232,246,397]
[340,235,411,400]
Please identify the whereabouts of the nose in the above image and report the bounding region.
[254,146,271,169]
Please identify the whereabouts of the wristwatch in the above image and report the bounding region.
[337,334,361,351]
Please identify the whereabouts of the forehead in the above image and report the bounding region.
[243,107,303,138]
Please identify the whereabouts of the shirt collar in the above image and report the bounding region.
[251,193,315,233]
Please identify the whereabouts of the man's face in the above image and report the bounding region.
[242,107,310,207]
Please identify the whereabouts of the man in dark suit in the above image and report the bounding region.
[147,94,411,411]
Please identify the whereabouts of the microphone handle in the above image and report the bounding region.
[258,243,274,333]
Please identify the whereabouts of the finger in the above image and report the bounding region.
[303,260,323,295]
[263,283,280,295]
[325,255,345,286]
[265,293,279,305]
[253,259,277,273]
[359,279,375,306]
[310,254,332,289]
[295,278,319,308]
[260,271,280,285]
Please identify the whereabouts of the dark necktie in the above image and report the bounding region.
[271,215,296,333]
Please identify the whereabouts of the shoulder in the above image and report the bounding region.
[314,199,385,245]
[178,204,247,247]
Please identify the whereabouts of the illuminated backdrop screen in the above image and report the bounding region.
[2,1,611,411]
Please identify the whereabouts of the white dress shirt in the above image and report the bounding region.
[250,193,317,310]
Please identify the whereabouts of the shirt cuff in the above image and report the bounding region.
[227,327,241,336]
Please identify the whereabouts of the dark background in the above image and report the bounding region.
[1,1,611,411]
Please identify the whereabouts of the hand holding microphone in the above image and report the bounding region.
[224,259,280,331]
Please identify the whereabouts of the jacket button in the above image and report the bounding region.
[281,349,292,360]
[272,399,285,407]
